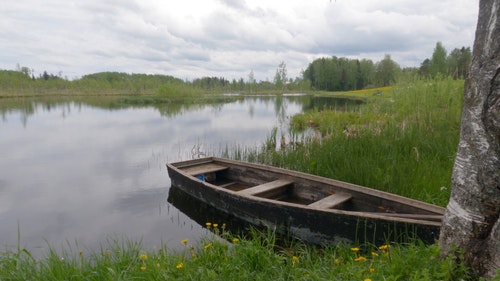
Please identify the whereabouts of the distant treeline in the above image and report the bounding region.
[0,69,189,96]
[304,42,471,91]
[0,70,308,96]
[0,42,471,96]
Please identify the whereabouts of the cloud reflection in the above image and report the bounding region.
[0,96,308,255]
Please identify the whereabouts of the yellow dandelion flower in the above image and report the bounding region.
[369,267,375,273]
[351,247,360,252]
[139,254,148,260]
[232,238,239,244]
[364,278,372,281]
[204,243,213,249]
[292,256,299,265]
[181,239,189,245]
[378,244,390,250]
[205,222,212,228]
[176,262,184,269]
[213,223,218,228]
[140,266,146,271]
[371,251,379,257]
[354,256,367,262]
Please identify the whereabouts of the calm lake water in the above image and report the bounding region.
[0,94,359,256]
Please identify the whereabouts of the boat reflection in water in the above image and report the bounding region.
[168,185,309,247]
[167,186,256,238]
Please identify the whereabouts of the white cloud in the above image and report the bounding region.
[0,0,479,81]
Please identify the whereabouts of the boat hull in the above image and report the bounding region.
[167,157,443,245]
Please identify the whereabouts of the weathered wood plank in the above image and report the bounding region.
[181,163,229,176]
[375,213,443,221]
[219,181,237,188]
[238,179,293,196]
[308,193,352,209]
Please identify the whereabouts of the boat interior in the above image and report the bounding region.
[175,160,443,219]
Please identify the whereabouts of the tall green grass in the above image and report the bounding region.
[0,228,474,280]
[248,78,463,206]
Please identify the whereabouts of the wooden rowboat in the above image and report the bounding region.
[167,157,445,245]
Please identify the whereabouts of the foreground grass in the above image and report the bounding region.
[0,228,472,281]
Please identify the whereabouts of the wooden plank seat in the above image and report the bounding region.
[238,179,293,196]
[308,193,352,209]
[181,163,229,176]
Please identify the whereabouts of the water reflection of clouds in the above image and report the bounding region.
[0,97,305,255]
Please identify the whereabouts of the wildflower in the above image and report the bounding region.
[369,267,375,273]
[292,256,299,265]
[351,247,360,252]
[139,254,148,260]
[213,223,218,228]
[232,238,239,244]
[371,252,379,257]
[205,222,212,228]
[140,266,146,271]
[334,258,341,264]
[204,243,213,249]
[364,279,372,281]
[378,244,390,251]
[354,256,367,262]
[181,239,189,245]
[176,262,184,269]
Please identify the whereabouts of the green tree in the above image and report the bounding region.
[430,42,447,78]
[303,57,376,91]
[447,47,472,79]
[358,59,375,88]
[248,70,256,93]
[375,54,400,86]
[419,58,431,78]
[274,61,287,92]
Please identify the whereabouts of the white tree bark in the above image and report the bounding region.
[439,1,500,279]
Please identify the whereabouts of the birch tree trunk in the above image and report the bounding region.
[439,0,500,279]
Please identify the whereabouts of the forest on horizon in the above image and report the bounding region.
[0,42,471,96]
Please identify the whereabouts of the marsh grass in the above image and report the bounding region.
[0,227,475,281]
[257,78,463,206]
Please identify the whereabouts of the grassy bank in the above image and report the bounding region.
[1,227,472,280]
[244,78,463,206]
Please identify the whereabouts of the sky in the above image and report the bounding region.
[1,0,479,81]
